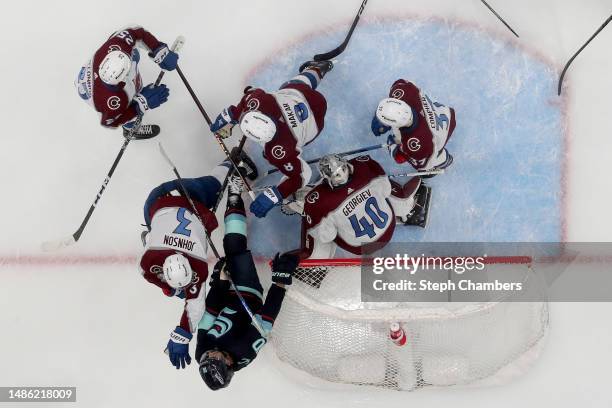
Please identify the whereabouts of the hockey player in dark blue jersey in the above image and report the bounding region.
[194,175,299,390]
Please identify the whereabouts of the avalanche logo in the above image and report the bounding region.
[407,137,421,152]
[391,89,405,100]
[355,155,370,162]
[150,265,163,277]
[246,97,260,111]
[108,44,122,53]
[306,191,319,204]
[107,96,121,110]
[271,145,286,160]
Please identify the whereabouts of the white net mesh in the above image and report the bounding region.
[271,258,549,391]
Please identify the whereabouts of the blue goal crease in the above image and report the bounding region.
[243,19,563,258]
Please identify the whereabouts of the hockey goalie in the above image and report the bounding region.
[296,154,431,259]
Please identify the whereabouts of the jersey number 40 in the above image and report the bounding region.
[348,197,389,239]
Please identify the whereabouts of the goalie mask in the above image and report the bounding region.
[319,154,352,188]
[162,253,193,289]
[99,50,132,85]
[240,111,276,144]
[376,98,414,129]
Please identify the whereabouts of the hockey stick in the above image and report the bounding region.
[174,66,256,200]
[389,169,445,178]
[42,36,185,252]
[158,142,266,337]
[314,0,369,61]
[480,0,519,38]
[558,14,612,95]
[266,143,386,175]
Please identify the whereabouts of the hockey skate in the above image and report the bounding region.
[227,173,245,196]
[398,184,431,228]
[230,147,258,181]
[123,124,161,140]
[299,60,334,77]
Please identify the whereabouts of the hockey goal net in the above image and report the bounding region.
[271,257,549,391]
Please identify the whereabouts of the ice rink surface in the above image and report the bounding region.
[1,0,612,406]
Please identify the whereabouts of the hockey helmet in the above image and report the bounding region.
[162,253,193,289]
[376,98,414,128]
[99,50,132,85]
[319,154,352,188]
[199,351,235,390]
[240,111,276,144]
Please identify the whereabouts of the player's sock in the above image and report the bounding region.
[285,60,334,90]
[224,183,247,243]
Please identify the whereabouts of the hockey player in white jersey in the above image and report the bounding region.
[299,154,431,259]
[139,150,257,370]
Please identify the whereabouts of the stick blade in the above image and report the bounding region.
[41,235,76,252]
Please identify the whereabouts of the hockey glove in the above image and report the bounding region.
[271,252,299,286]
[371,115,391,136]
[151,44,179,71]
[166,326,192,369]
[211,108,237,139]
[134,84,170,114]
[250,186,282,218]
[210,257,227,287]
[386,134,410,164]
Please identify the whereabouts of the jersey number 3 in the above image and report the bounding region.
[173,208,192,237]
[349,197,389,239]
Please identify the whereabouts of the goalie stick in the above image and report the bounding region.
[266,143,386,175]
[558,14,612,95]
[41,36,186,252]
[157,142,267,337]
[313,0,368,61]
[389,169,445,178]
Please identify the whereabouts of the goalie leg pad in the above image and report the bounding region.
[401,184,432,228]
[388,177,421,219]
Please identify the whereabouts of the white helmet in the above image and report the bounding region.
[163,253,193,289]
[319,154,352,187]
[99,50,132,85]
[376,98,414,128]
[240,111,276,144]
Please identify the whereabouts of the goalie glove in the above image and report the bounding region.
[271,252,299,286]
